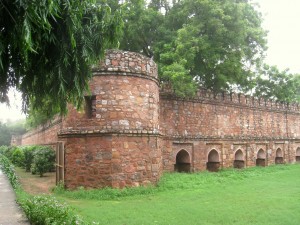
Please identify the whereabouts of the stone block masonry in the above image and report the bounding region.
[16,50,300,189]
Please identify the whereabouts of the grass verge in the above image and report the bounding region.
[0,154,90,225]
[54,164,300,225]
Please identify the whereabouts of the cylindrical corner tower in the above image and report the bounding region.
[60,50,162,189]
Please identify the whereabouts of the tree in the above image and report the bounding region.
[159,0,267,96]
[255,65,300,103]
[0,0,123,115]
[0,120,26,146]
[0,122,10,146]
[117,0,267,97]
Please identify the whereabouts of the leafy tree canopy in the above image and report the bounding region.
[0,0,123,115]
[115,0,268,96]
[255,65,300,103]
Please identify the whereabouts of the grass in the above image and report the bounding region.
[53,164,300,225]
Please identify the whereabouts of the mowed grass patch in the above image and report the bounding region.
[55,164,300,225]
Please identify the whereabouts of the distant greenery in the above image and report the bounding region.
[0,120,26,146]
[55,164,300,225]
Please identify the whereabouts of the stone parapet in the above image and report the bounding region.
[160,86,300,113]
[92,49,157,80]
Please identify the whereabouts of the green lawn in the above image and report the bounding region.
[55,164,300,225]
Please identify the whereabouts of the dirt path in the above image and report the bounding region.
[15,167,56,195]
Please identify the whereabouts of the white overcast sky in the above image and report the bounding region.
[0,0,300,122]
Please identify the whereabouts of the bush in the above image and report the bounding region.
[0,154,20,189]
[0,153,89,225]
[11,147,25,167]
[32,146,55,177]
[1,145,17,160]
[20,195,89,225]
[23,146,37,172]
[0,145,9,155]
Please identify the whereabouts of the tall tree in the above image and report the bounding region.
[118,0,267,97]
[159,0,267,96]
[0,0,123,115]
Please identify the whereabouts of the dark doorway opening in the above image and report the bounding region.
[207,150,220,172]
[296,148,300,162]
[275,148,283,164]
[233,149,245,169]
[256,149,266,167]
[174,150,191,173]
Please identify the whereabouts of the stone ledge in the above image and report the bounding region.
[58,128,161,137]
[93,71,159,85]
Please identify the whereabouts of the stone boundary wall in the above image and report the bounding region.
[14,50,300,189]
[160,85,300,113]
[20,116,62,146]
[159,91,300,139]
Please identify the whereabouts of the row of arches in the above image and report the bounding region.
[174,147,300,173]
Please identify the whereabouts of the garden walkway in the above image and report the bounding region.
[0,170,30,225]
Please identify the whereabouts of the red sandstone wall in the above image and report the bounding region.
[63,135,162,189]
[59,50,162,189]
[159,90,300,172]
[16,50,300,189]
[159,91,299,139]
[21,117,62,146]
[62,50,159,134]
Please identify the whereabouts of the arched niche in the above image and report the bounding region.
[206,149,220,172]
[233,149,245,169]
[174,149,191,173]
[256,149,266,167]
[275,148,284,164]
[296,147,300,162]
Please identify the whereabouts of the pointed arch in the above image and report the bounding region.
[257,149,265,159]
[275,148,284,164]
[207,149,220,172]
[174,149,191,172]
[296,147,300,162]
[256,149,266,167]
[233,149,245,169]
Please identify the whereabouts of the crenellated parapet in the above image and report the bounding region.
[160,85,300,113]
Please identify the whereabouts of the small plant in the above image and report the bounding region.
[20,195,89,225]
[0,154,20,189]
[1,145,17,160]
[0,145,9,155]
[31,146,55,177]
[11,147,25,167]
[23,146,37,172]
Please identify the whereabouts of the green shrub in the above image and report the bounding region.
[32,146,55,177]
[23,146,37,172]
[1,153,89,225]
[1,145,17,160]
[20,195,89,225]
[11,147,25,167]
[0,154,20,189]
[0,145,9,154]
